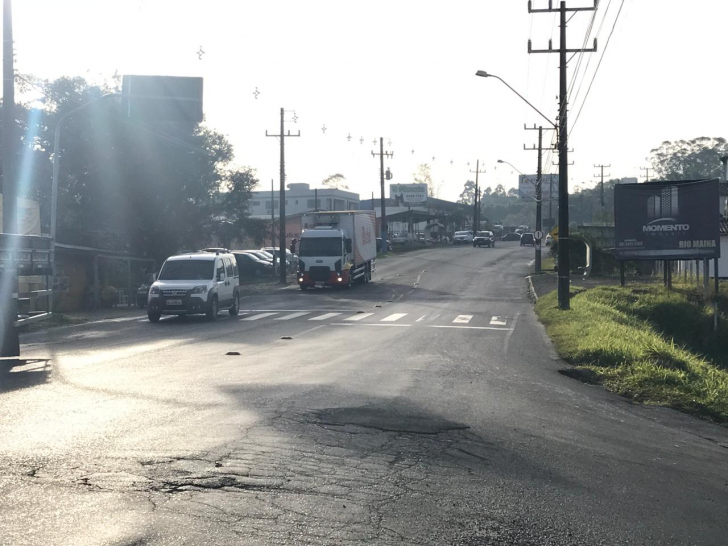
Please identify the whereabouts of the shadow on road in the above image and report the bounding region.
[0,359,52,394]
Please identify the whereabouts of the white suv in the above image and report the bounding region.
[453,231,474,244]
[147,252,240,323]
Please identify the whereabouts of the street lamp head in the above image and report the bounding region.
[497,159,504,163]
[475,70,489,78]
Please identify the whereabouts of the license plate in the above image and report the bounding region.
[315,282,325,287]
[167,299,183,305]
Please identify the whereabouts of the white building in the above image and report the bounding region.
[248,183,360,218]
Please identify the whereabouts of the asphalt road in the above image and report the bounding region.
[2,242,727,545]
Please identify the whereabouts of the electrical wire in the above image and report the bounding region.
[569,0,626,136]
[569,0,612,110]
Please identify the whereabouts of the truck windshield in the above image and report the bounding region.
[299,237,341,257]
[158,260,214,281]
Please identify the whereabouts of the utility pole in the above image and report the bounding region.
[1,0,19,360]
[525,124,556,274]
[593,163,611,209]
[371,138,393,253]
[469,161,486,231]
[270,179,275,248]
[529,0,597,310]
[266,108,300,284]
[640,166,652,182]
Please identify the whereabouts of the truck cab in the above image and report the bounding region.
[296,211,377,290]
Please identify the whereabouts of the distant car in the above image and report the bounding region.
[501,232,521,242]
[520,233,535,246]
[390,233,409,245]
[545,234,553,246]
[233,251,274,277]
[473,231,495,248]
[261,247,296,272]
[453,231,474,244]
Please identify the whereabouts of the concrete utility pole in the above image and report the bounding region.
[525,125,556,274]
[371,139,393,253]
[266,108,300,284]
[469,161,486,231]
[1,0,19,359]
[529,0,597,310]
[594,163,611,209]
[640,166,652,182]
[270,179,275,248]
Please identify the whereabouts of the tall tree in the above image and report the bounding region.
[492,184,506,197]
[321,173,347,189]
[413,163,439,198]
[458,180,476,205]
[650,137,728,181]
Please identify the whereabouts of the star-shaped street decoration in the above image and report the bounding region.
[197,46,205,60]
[432,156,435,162]
[360,137,364,144]
[292,112,298,123]
[322,125,327,134]
[411,150,415,154]
[373,139,377,145]
[253,87,260,99]
[450,160,453,165]
[347,133,352,141]
[388,139,392,146]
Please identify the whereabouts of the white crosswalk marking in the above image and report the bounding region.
[344,313,374,321]
[309,312,342,321]
[381,313,407,322]
[276,312,310,320]
[490,316,507,326]
[453,315,473,324]
[243,313,278,321]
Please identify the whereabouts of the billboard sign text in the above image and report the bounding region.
[390,184,428,204]
[614,179,720,260]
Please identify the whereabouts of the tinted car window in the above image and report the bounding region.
[158,260,213,281]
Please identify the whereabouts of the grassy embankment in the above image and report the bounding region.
[536,283,728,424]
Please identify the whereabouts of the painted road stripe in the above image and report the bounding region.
[381,313,408,322]
[430,325,509,331]
[490,316,507,326]
[416,315,427,322]
[243,313,278,321]
[453,315,473,324]
[309,312,342,321]
[344,313,374,321]
[331,323,411,327]
[275,312,310,320]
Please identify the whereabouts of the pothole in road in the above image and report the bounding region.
[311,406,470,435]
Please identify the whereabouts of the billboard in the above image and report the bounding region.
[614,179,720,260]
[518,174,559,201]
[390,184,428,204]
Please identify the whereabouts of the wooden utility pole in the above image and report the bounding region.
[640,166,652,182]
[525,124,557,274]
[371,139,393,253]
[529,0,597,309]
[266,108,300,284]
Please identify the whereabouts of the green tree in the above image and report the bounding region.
[492,184,506,197]
[413,163,439,197]
[458,180,476,205]
[650,137,728,181]
[322,173,347,189]
[21,76,242,261]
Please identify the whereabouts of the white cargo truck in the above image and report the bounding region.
[297,211,376,290]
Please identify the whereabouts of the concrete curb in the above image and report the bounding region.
[526,275,538,302]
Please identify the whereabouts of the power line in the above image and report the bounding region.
[569,0,626,136]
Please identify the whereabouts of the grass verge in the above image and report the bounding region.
[535,283,728,424]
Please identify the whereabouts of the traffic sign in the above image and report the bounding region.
[534,230,544,241]
[549,226,558,241]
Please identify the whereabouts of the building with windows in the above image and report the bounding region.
[248,183,360,218]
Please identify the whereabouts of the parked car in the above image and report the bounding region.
[473,231,495,248]
[135,273,156,307]
[390,233,409,245]
[261,247,297,272]
[520,233,535,246]
[233,251,274,277]
[501,232,521,241]
[147,251,240,322]
[453,231,474,244]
